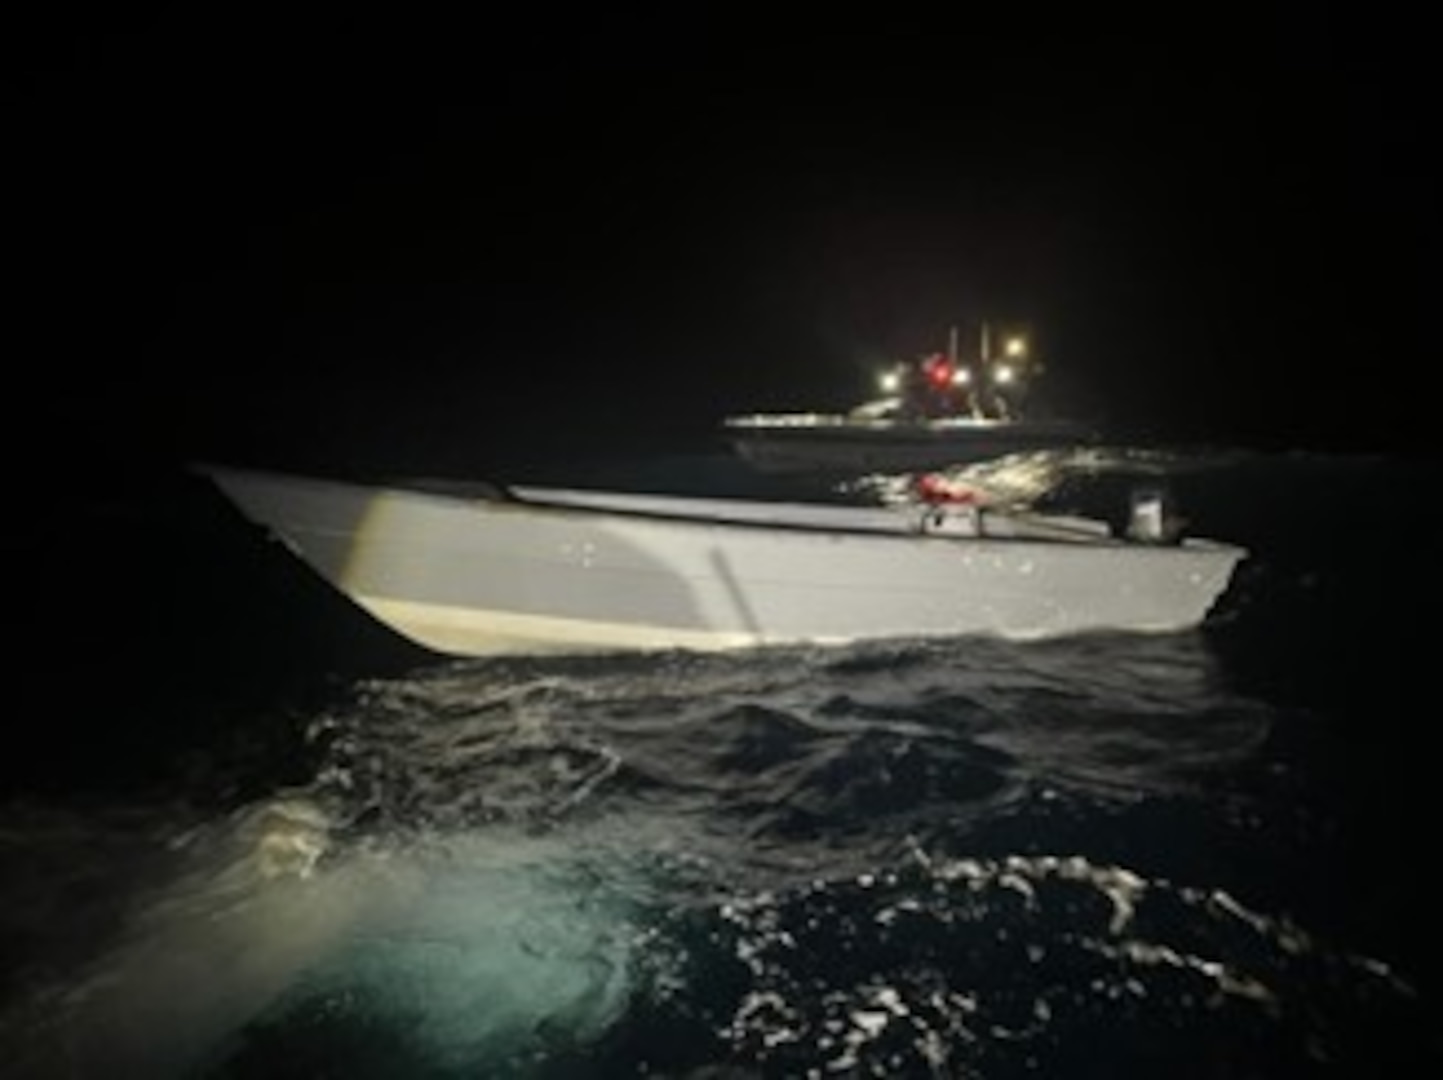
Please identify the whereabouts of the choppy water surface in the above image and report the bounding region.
[2,448,1439,1077]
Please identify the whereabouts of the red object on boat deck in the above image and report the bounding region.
[915,473,984,504]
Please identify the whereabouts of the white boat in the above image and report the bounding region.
[723,326,1095,474]
[198,463,1246,658]
[724,409,1096,474]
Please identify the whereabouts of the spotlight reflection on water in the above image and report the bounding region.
[11,802,644,1079]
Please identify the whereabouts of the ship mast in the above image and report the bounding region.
[975,321,992,419]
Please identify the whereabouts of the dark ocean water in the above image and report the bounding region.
[3,446,1441,1078]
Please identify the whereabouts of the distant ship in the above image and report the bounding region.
[723,324,1096,474]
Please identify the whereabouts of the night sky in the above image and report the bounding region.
[10,10,1433,481]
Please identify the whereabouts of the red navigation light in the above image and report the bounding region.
[922,354,953,389]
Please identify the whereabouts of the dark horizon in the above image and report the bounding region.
[9,13,1432,479]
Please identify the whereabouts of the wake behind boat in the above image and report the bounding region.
[197,463,1245,659]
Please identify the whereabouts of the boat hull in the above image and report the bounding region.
[201,466,1244,658]
[724,415,1096,474]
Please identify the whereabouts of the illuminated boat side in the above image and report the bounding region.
[198,464,1246,658]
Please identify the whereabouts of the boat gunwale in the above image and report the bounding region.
[196,463,1244,558]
